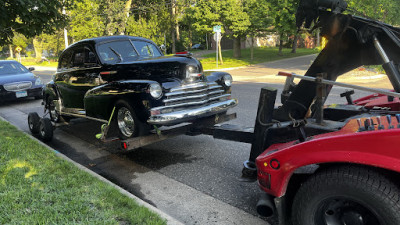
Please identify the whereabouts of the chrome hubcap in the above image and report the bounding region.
[40,125,45,137]
[29,119,34,129]
[117,107,135,137]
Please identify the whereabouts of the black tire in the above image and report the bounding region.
[292,165,400,225]
[115,100,142,140]
[38,118,53,142]
[28,112,40,134]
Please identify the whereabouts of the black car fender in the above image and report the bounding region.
[84,80,161,122]
[207,71,232,91]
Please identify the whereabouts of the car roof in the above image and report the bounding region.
[68,35,155,48]
[0,60,22,64]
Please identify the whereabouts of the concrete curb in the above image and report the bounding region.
[0,115,183,225]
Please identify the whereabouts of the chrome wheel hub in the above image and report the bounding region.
[117,107,135,137]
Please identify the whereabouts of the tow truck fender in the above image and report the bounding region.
[256,129,400,197]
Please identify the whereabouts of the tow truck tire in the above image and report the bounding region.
[28,112,40,134]
[292,165,400,225]
[38,118,53,142]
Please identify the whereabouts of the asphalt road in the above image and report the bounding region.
[0,68,371,224]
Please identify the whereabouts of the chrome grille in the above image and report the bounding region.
[3,81,32,92]
[152,82,231,113]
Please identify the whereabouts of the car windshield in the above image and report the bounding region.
[97,40,138,64]
[131,40,162,58]
[97,39,162,64]
[0,61,29,75]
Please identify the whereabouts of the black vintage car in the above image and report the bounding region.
[43,36,237,139]
[0,60,43,101]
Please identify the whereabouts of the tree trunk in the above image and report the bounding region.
[9,45,13,58]
[218,40,223,65]
[33,38,42,59]
[291,34,299,53]
[56,32,60,57]
[188,29,192,51]
[250,36,254,61]
[316,29,320,47]
[233,37,241,58]
[121,0,132,35]
[278,34,283,56]
[170,0,176,53]
[176,22,180,42]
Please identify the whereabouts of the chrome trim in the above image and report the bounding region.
[4,81,32,91]
[163,90,225,103]
[165,86,221,97]
[164,93,208,103]
[148,98,238,125]
[154,94,231,111]
[208,90,225,95]
[169,82,208,92]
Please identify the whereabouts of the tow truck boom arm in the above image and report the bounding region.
[275,0,400,121]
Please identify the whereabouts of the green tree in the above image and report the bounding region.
[0,0,68,45]
[188,0,250,59]
[69,0,106,41]
[348,0,400,25]
[126,16,164,45]
[244,0,273,60]
[126,0,173,51]
[103,0,128,35]
[270,0,298,55]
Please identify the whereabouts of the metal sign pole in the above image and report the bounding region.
[216,36,218,69]
[213,25,222,70]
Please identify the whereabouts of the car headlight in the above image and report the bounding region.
[35,77,43,86]
[223,74,232,87]
[186,66,202,79]
[149,83,162,99]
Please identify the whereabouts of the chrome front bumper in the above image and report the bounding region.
[148,98,238,125]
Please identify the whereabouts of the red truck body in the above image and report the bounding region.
[256,117,400,197]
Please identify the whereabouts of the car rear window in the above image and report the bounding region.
[0,61,29,75]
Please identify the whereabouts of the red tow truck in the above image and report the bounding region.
[249,0,400,224]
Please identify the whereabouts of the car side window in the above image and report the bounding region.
[72,48,85,69]
[84,47,98,67]
[59,51,73,70]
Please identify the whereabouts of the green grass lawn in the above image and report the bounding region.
[0,120,166,224]
[200,47,319,70]
[1,57,59,67]
[21,60,59,67]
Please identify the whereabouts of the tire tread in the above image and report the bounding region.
[292,164,400,225]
